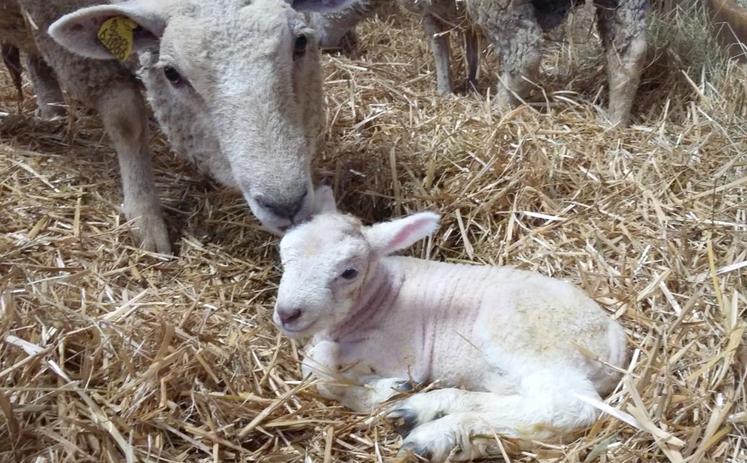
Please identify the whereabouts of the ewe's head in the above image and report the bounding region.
[48,0,359,234]
[274,187,440,337]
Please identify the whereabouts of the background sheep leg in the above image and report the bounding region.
[337,30,360,58]
[23,54,65,119]
[97,85,171,254]
[1,43,23,108]
[423,14,453,95]
[595,0,648,125]
[464,28,479,90]
[469,0,542,110]
[391,371,602,462]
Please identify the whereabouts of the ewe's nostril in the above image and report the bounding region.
[258,188,308,220]
[280,309,303,325]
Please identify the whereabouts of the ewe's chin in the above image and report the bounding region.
[245,191,316,236]
[246,198,291,236]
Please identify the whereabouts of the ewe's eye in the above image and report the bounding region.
[293,34,307,60]
[163,66,184,86]
[340,268,358,280]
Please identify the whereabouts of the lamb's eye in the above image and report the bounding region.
[341,268,358,280]
[293,34,307,59]
[163,66,183,86]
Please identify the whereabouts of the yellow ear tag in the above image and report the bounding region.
[97,16,137,61]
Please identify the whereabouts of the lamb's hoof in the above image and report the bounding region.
[400,422,462,463]
[397,442,433,461]
[393,380,414,392]
[387,408,419,436]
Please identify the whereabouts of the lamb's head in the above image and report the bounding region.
[47,0,358,233]
[274,187,440,337]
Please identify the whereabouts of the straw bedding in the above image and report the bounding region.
[0,3,745,462]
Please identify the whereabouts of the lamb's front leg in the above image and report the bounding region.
[303,340,412,412]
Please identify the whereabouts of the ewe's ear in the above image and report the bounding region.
[48,1,166,60]
[290,0,366,13]
[313,185,337,215]
[365,212,440,256]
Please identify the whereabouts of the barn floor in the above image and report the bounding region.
[1,5,746,463]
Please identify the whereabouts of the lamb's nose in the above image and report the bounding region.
[279,308,303,325]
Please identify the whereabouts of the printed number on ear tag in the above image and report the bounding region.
[97,16,137,61]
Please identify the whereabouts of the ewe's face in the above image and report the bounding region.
[153,0,323,233]
[50,0,324,234]
[273,215,373,337]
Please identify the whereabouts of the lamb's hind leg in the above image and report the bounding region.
[97,84,171,254]
[423,14,453,95]
[390,371,601,462]
[595,0,648,126]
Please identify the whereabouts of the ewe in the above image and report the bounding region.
[0,0,354,252]
[274,187,628,462]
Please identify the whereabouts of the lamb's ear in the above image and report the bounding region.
[365,212,440,256]
[48,1,166,60]
[313,185,338,215]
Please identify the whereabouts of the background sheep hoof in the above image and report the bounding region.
[129,212,172,254]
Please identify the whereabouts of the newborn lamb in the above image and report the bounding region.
[273,187,627,462]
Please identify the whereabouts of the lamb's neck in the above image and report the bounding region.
[330,259,404,340]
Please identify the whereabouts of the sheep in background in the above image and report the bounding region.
[0,2,64,118]
[307,0,480,92]
[1,0,366,253]
[469,0,648,125]
[395,0,480,95]
[273,187,628,462]
[307,0,386,55]
[308,0,647,125]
